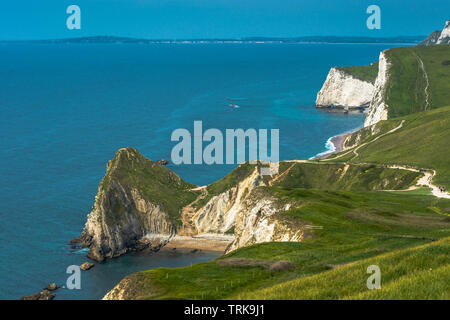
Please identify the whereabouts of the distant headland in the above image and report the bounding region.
[0,35,426,44]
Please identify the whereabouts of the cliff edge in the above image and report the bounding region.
[80,148,196,261]
[315,67,376,110]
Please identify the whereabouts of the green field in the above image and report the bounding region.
[102,44,450,300]
[110,188,450,299]
[329,106,450,189]
[271,162,420,191]
[337,62,379,83]
[384,45,450,118]
[236,237,450,300]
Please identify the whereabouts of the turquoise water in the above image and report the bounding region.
[0,43,403,299]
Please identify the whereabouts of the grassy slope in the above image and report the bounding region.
[117,188,450,299]
[337,62,379,84]
[235,237,450,300]
[272,162,420,191]
[384,45,450,118]
[100,148,197,226]
[330,106,450,189]
[104,45,450,300]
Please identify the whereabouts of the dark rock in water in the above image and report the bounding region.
[20,289,56,300]
[70,238,82,249]
[157,159,169,165]
[133,238,152,252]
[81,262,95,271]
[190,249,200,254]
[45,283,60,291]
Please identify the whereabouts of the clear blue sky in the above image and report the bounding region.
[0,0,448,40]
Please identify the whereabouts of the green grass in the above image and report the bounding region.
[272,162,420,191]
[384,45,450,118]
[337,62,379,84]
[99,148,197,226]
[332,106,450,189]
[235,237,450,300]
[112,188,450,299]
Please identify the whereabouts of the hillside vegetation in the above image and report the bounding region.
[235,237,450,299]
[101,43,450,300]
[107,187,450,299]
[384,45,450,118]
[100,148,197,225]
[329,106,450,189]
[271,162,420,191]
[337,62,379,84]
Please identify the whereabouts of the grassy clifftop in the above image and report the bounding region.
[108,188,450,299]
[100,148,197,225]
[236,237,450,299]
[330,106,450,189]
[384,45,450,118]
[337,62,379,84]
[272,162,420,191]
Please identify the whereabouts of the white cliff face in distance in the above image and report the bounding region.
[315,68,375,109]
[419,20,450,45]
[437,21,450,44]
[364,51,391,127]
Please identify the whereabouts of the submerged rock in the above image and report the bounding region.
[45,283,60,291]
[69,238,82,249]
[81,262,95,271]
[20,289,56,300]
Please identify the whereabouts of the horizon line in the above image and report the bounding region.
[0,34,427,43]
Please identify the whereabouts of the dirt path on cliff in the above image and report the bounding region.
[413,52,431,111]
[324,120,405,162]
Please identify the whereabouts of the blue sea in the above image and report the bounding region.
[0,42,404,299]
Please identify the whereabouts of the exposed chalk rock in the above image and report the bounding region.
[364,51,391,127]
[315,68,375,109]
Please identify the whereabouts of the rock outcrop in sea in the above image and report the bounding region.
[315,67,375,110]
[80,152,308,262]
[80,148,195,261]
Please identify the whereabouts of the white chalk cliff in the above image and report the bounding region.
[419,21,450,45]
[437,21,450,44]
[364,51,391,127]
[315,68,375,108]
[188,167,305,253]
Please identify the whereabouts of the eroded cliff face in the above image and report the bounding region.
[364,51,391,127]
[315,68,375,109]
[80,148,186,261]
[437,21,450,44]
[186,167,305,253]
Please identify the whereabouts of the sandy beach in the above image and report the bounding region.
[163,234,234,253]
[314,132,353,159]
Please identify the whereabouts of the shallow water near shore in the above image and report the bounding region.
[55,249,220,300]
[0,42,407,299]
